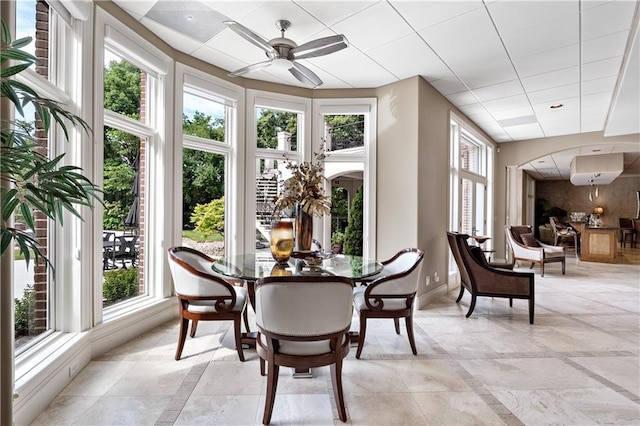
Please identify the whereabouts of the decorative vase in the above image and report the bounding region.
[270,220,294,263]
[295,204,313,251]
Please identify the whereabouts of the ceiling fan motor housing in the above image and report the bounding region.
[267,37,297,60]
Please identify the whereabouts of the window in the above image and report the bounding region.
[323,114,365,152]
[181,88,230,256]
[13,1,69,353]
[449,115,494,273]
[97,15,171,317]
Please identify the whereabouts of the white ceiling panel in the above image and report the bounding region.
[471,80,525,102]
[321,52,398,88]
[581,56,624,79]
[528,83,579,105]
[501,14,579,58]
[583,76,618,96]
[366,33,449,81]
[293,1,376,26]
[429,77,468,95]
[582,0,637,40]
[454,61,518,89]
[582,31,630,64]
[140,17,201,53]
[389,0,484,32]
[109,0,638,179]
[511,44,579,78]
[487,0,578,36]
[331,2,413,52]
[418,7,498,55]
[234,2,324,42]
[521,66,580,92]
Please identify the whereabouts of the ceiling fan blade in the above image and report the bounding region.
[228,60,273,77]
[224,21,277,57]
[289,62,323,88]
[291,35,348,59]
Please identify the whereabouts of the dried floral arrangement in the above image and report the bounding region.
[272,148,331,218]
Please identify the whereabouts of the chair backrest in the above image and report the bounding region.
[506,225,534,246]
[368,248,424,296]
[549,216,563,231]
[115,235,138,256]
[447,232,474,291]
[619,218,634,228]
[255,276,354,338]
[167,246,235,298]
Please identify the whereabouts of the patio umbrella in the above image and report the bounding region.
[124,153,140,228]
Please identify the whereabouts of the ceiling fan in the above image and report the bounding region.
[224,20,348,88]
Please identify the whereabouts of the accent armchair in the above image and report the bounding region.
[447,232,535,324]
[167,246,250,361]
[505,225,566,277]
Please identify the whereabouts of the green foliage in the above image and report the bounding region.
[103,60,140,119]
[102,200,127,230]
[103,267,139,306]
[331,230,345,245]
[256,108,297,150]
[330,186,349,235]
[1,18,101,268]
[183,112,224,141]
[182,149,225,228]
[325,114,364,148]
[190,197,225,236]
[14,285,35,338]
[182,229,223,242]
[343,185,364,256]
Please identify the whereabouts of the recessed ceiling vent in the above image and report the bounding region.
[570,153,624,186]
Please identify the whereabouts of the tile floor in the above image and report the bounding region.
[32,252,640,425]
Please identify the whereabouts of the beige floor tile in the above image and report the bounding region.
[412,391,506,425]
[30,396,100,425]
[105,360,193,396]
[494,389,596,425]
[72,395,171,425]
[570,356,640,395]
[174,395,261,425]
[345,392,428,425]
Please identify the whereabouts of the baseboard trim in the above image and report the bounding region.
[416,282,451,310]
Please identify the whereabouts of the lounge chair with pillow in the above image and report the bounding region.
[505,225,566,277]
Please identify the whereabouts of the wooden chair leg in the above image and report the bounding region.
[455,285,465,303]
[260,357,266,376]
[561,258,565,275]
[465,294,476,318]
[175,317,189,361]
[355,313,367,359]
[540,262,545,277]
[394,317,400,335]
[190,319,198,338]
[405,315,417,355]
[509,298,513,307]
[243,308,251,333]
[234,316,245,362]
[529,297,535,324]
[262,360,280,425]
[330,359,347,422]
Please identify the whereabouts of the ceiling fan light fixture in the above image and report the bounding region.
[272,58,293,70]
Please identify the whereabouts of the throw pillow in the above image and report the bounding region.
[521,232,539,247]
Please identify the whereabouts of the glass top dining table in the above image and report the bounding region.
[211,253,384,282]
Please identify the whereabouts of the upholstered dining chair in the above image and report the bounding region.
[505,225,566,277]
[167,246,250,361]
[619,218,637,248]
[255,275,354,425]
[447,232,535,324]
[352,248,424,359]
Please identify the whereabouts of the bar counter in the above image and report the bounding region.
[570,222,619,263]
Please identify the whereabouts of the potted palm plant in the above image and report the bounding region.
[1,19,100,267]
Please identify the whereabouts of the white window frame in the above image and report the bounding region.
[449,113,494,275]
[245,90,311,255]
[312,98,377,259]
[174,63,244,258]
[93,9,173,324]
